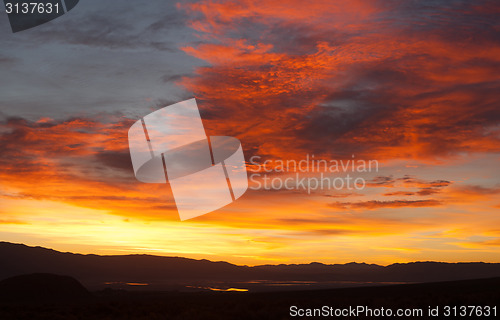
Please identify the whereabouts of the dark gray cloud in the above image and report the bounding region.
[0,0,201,120]
[95,150,133,172]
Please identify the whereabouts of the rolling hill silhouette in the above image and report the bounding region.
[0,273,92,302]
[1,241,500,291]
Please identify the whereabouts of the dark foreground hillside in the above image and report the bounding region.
[0,277,498,320]
[0,273,92,302]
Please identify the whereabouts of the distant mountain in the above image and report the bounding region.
[1,242,500,290]
[0,273,92,302]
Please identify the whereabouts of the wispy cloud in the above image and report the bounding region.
[329,199,443,210]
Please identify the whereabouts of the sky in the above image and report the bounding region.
[0,0,499,266]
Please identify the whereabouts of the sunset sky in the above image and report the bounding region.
[1,0,499,266]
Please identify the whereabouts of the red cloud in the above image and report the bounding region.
[178,0,500,162]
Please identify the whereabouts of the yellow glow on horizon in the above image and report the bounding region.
[1,194,500,266]
[1,154,500,266]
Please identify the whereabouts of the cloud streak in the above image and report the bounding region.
[329,199,443,210]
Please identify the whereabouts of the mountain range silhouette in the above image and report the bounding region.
[1,241,500,291]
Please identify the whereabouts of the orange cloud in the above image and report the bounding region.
[177,0,500,162]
